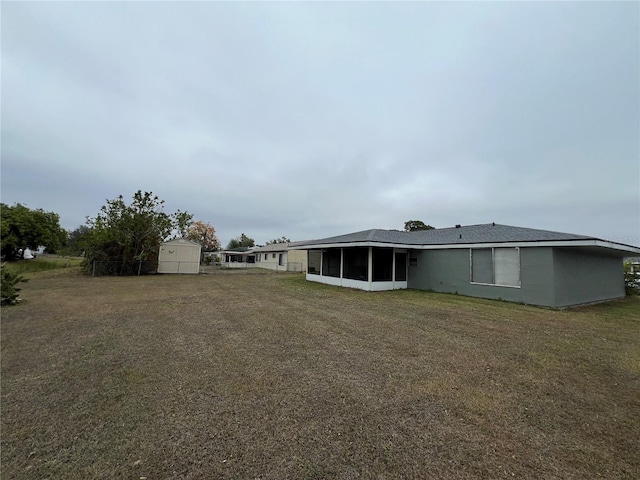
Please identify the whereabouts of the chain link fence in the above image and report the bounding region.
[286,262,304,272]
[91,260,158,276]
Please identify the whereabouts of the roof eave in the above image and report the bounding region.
[293,239,640,255]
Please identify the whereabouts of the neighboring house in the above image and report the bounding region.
[254,242,308,272]
[287,244,308,272]
[293,223,640,308]
[219,247,256,268]
[158,238,202,274]
[203,251,221,263]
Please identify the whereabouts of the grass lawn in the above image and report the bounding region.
[2,255,84,275]
[1,269,639,479]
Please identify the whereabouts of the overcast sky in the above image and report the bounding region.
[2,1,639,247]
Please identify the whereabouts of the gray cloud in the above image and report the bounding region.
[2,2,638,246]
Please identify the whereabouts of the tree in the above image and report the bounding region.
[266,236,290,245]
[84,191,193,275]
[226,233,255,250]
[186,220,220,251]
[624,260,639,295]
[173,211,193,240]
[65,225,92,256]
[404,220,435,232]
[1,203,67,257]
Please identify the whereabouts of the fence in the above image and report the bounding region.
[286,262,304,272]
[91,260,157,277]
[91,260,302,275]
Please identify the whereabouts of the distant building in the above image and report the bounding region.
[254,242,308,272]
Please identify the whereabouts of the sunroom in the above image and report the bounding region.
[306,247,408,291]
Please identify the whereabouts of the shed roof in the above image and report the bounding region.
[162,238,201,246]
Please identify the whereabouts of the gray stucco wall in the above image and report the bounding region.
[408,247,624,308]
[408,248,553,306]
[552,248,625,308]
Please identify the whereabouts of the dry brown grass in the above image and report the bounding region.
[2,269,639,479]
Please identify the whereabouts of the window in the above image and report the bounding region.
[471,248,520,287]
[471,249,493,284]
[343,247,368,280]
[272,253,276,259]
[308,250,321,274]
[373,248,393,281]
[409,256,418,267]
[494,248,519,286]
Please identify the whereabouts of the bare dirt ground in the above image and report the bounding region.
[2,269,639,479]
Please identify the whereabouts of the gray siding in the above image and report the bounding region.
[408,248,553,306]
[552,248,625,307]
[408,249,468,293]
[520,248,556,306]
[408,247,623,308]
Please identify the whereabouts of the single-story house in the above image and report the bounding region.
[219,247,256,268]
[254,242,308,272]
[158,238,202,274]
[294,223,640,308]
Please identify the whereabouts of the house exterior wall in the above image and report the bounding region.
[255,249,308,272]
[406,248,554,306]
[552,248,624,307]
[258,251,288,271]
[287,249,307,272]
[407,247,624,308]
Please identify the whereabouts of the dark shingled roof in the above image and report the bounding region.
[295,223,600,247]
[254,243,290,252]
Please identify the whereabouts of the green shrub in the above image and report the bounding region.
[624,261,639,296]
[1,263,28,305]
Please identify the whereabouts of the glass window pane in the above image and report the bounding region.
[494,248,519,286]
[472,249,493,284]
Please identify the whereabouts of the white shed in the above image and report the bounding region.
[158,239,202,274]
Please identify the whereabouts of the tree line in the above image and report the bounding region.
[2,191,436,275]
[1,192,217,275]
